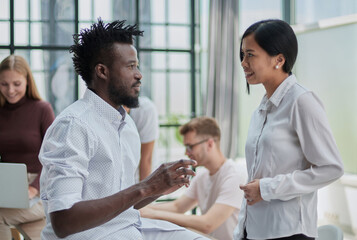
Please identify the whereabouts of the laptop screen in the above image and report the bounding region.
[0,162,30,209]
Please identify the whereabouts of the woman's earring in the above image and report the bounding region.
[275,65,279,69]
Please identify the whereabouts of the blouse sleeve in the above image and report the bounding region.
[260,92,344,201]
[30,101,55,191]
[40,101,55,138]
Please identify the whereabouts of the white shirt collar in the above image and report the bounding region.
[259,74,297,111]
[83,89,127,129]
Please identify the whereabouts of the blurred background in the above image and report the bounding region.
[1,0,356,238]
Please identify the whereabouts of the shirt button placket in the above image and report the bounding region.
[251,110,267,179]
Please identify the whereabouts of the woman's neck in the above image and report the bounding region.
[264,73,289,98]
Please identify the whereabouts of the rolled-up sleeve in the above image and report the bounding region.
[39,117,97,213]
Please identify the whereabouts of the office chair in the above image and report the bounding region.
[317,224,344,240]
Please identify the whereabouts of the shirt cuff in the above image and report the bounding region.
[260,177,274,201]
[47,193,82,213]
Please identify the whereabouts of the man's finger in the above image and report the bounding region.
[174,175,190,185]
[175,167,195,177]
[173,159,197,169]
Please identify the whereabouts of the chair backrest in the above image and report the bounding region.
[317,224,344,240]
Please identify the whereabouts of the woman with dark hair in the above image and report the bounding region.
[234,19,343,240]
[0,55,55,240]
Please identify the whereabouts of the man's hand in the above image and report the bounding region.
[49,159,196,238]
[141,159,197,197]
[240,179,263,205]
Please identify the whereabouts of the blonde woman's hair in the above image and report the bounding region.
[0,55,41,107]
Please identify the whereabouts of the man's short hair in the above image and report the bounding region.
[179,117,221,141]
[69,18,143,87]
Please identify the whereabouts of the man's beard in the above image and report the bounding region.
[108,80,139,108]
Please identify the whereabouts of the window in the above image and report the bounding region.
[295,0,357,25]
[238,0,282,34]
[0,0,77,115]
[0,0,209,170]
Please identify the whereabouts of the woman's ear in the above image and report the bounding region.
[275,54,286,69]
[94,63,109,80]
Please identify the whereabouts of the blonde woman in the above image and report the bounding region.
[0,55,55,240]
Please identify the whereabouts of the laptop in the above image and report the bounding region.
[0,162,31,209]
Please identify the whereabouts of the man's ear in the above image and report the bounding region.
[207,138,215,151]
[94,63,109,80]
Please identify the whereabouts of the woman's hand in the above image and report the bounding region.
[28,186,38,199]
[240,179,263,205]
